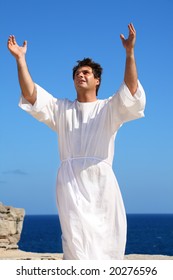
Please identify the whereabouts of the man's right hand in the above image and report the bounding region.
[7,35,27,60]
[7,35,36,105]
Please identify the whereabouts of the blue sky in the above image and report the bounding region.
[0,0,173,215]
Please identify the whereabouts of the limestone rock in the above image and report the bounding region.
[0,202,25,250]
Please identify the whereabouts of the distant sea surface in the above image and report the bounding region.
[19,214,173,256]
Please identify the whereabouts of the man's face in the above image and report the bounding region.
[74,66,99,93]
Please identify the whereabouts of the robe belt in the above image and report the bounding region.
[61,156,112,167]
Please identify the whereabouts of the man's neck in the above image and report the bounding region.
[77,90,97,102]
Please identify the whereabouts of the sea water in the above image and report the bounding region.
[18,214,173,256]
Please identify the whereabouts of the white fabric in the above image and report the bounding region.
[19,81,146,259]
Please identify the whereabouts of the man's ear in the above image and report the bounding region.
[96,78,100,85]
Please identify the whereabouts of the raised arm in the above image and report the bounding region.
[7,35,36,105]
[120,23,138,95]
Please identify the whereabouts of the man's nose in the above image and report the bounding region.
[79,72,84,77]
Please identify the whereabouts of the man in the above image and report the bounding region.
[7,23,146,259]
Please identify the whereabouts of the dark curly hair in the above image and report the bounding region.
[72,58,103,96]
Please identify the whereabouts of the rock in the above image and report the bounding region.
[0,249,63,260]
[0,202,25,250]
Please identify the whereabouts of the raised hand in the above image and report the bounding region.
[120,23,136,54]
[7,35,27,60]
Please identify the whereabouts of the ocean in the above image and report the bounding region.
[18,214,173,256]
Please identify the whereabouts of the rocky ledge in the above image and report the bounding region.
[0,202,25,250]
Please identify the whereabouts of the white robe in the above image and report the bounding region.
[19,81,146,259]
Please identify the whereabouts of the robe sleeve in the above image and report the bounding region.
[18,83,59,131]
[108,80,146,131]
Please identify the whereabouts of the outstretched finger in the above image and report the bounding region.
[23,40,27,47]
[120,34,125,40]
[12,35,16,45]
[128,23,136,35]
[8,35,13,41]
[7,35,13,47]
